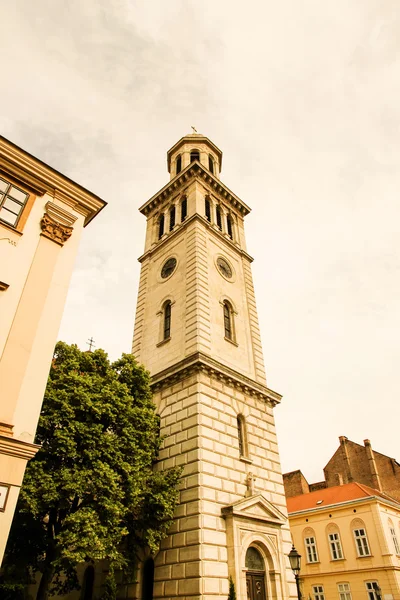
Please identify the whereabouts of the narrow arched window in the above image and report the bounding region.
[158,214,164,239]
[81,566,95,600]
[205,197,211,222]
[227,214,233,239]
[142,558,154,600]
[223,301,233,340]
[237,415,244,456]
[190,150,200,163]
[216,206,222,230]
[208,155,214,174]
[176,154,182,175]
[181,197,187,221]
[169,206,175,231]
[163,301,171,340]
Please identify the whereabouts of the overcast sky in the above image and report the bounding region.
[2,0,399,483]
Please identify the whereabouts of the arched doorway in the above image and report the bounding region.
[142,557,154,600]
[245,547,266,600]
[81,565,95,600]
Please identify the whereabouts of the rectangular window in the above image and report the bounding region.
[353,528,371,556]
[205,198,211,222]
[305,536,318,563]
[0,176,29,228]
[390,527,400,554]
[169,206,175,231]
[329,532,343,560]
[312,585,325,600]
[158,214,164,239]
[365,581,381,600]
[338,582,352,600]
[227,214,233,239]
[181,198,187,221]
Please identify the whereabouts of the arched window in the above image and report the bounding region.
[81,566,95,600]
[205,197,211,222]
[326,524,344,560]
[169,206,175,231]
[237,414,248,458]
[158,214,164,239]
[223,301,234,341]
[351,518,371,557]
[303,527,319,563]
[208,155,214,174]
[245,547,264,571]
[226,214,233,240]
[163,301,172,340]
[190,150,200,163]
[389,518,400,554]
[181,197,187,221]
[216,205,222,230]
[142,558,154,600]
[176,154,182,175]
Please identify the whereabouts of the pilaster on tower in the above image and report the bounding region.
[130,133,296,600]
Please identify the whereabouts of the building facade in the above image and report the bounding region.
[0,136,105,563]
[130,133,296,600]
[287,482,400,600]
[284,437,400,503]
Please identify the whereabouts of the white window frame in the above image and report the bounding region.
[312,585,325,600]
[328,531,344,560]
[338,582,352,600]
[353,527,371,557]
[389,526,400,555]
[305,536,319,563]
[365,581,381,600]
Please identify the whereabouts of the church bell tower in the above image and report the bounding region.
[132,133,296,600]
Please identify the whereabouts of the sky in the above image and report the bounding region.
[1,0,399,483]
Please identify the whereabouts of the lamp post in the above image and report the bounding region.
[288,544,302,600]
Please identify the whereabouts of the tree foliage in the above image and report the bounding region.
[228,576,236,600]
[1,342,181,599]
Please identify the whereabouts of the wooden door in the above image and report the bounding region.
[246,572,266,600]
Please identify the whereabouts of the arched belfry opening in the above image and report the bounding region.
[142,557,155,600]
[246,547,267,600]
[190,149,200,163]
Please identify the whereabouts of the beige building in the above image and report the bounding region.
[128,133,297,600]
[287,482,400,600]
[0,136,105,563]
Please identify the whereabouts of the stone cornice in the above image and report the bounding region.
[139,163,251,217]
[151,352,281,406]
[0,135,106,226]
[138,213,254,264]
[0,435,40,461]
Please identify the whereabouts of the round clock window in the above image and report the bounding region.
[216,257,233,280]
[161,257,177,279]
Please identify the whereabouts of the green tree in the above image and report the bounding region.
[228,576,236,600]
[0,342,181,600]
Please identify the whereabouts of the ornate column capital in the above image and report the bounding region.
[40,201,77,246]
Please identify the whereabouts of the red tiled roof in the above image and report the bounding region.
[287,482,399,514]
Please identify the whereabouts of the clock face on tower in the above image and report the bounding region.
[161,257,177,279]
[216,256,233,280]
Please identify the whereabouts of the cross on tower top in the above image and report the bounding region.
[86,337,95,352]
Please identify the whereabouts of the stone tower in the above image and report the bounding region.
[132,133,295,600]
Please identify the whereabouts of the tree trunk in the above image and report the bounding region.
[36,563,55,600]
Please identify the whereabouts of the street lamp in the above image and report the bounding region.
[288,544,302,600]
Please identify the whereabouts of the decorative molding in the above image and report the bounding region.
[0,422,13,437]
[139,163,250,217]
[0,435,40,461]
[0,281,9,291]
[40,201,77,246]
[151,351,281,406]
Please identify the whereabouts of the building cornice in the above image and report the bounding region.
[0,136,106,226]
[139,163,251,217]
[138,213,254,264]
[151,351,281,406]
[0,435,40,461]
